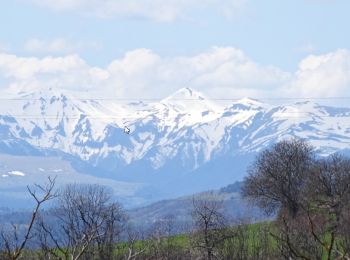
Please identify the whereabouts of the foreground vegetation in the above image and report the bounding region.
[1,138,350,259]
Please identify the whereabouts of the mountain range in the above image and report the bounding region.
[0,87,350,208]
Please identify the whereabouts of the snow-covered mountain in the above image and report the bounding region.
[1,87,350,207]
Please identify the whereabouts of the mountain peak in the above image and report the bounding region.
[159,87,223,114]
[238,97,264,105]
[228,97,268,111]
[162,87,206,102]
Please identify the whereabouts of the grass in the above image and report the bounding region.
[21,221,349,259]
[111,221,279,258]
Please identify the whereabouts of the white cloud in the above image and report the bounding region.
[25,0,247,21]
[1,47,350,102]
[24,38,98,54]
[104,47,290,98]
[0,47,288,98]
[0,53,107,92]
[284,49,350,98]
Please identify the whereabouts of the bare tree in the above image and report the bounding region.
[123,225,147,260]
[242,138,314,217]
[147,215,191,260]
[37,184,125,260]
[269,210,323,260]
[191,193,230,260]
[0,177,57,260]
[242,139,350,259]
[92,202,126,260]
[338,206,350,258]
[303,154,350,259]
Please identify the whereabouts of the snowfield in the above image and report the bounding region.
[0,87,350,207]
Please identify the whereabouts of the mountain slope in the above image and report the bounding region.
[0,87,350,205]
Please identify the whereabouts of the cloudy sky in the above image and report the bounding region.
[1,0,350,102]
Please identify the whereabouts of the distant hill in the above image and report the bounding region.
[128,181,265,231]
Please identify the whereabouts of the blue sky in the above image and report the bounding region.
[0,0,350,102]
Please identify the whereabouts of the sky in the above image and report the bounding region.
[0,0,350,103]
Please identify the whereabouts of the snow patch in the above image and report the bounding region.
[8,171,25,176]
